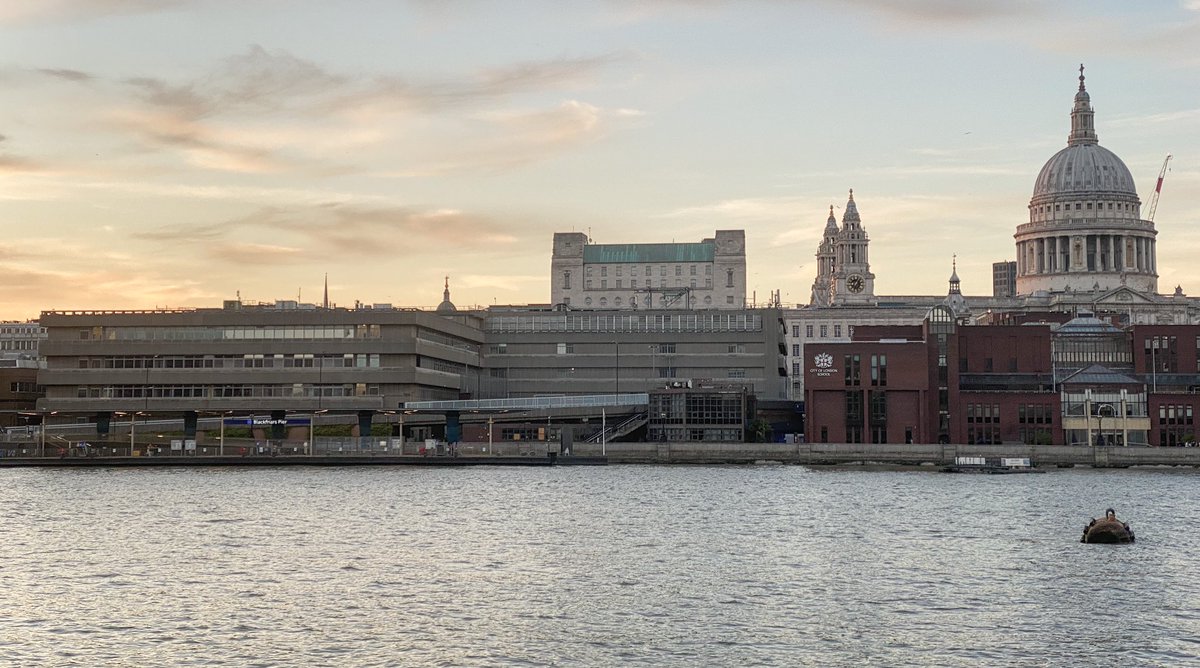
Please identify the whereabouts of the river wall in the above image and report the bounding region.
[568,442,1200,467]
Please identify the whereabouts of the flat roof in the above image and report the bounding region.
[403,393,649,412]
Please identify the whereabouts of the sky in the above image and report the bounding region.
[1,0,1198,320]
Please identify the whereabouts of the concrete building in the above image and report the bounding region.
[550,230,747,310]
[992,261,1017,298]
[481,306,788,401]
[0,321,46,355]
[35,300,485,438]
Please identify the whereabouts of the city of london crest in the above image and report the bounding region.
[814,352,833,369]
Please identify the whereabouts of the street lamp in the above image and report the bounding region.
[38,411,58,458]
[614,341,620,396]
[310,409,329,456]
[1097,403,1114,447]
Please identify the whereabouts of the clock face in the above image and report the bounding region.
[847,274,865,293]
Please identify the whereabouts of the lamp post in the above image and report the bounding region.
[1097,403,1114,447]
[614,341,620,396]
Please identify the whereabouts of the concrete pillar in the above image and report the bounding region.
[446,411,462,443]
[96,411,112,437]
[270,409,286,440]
[357,410,374,441]
[184,411,198,439]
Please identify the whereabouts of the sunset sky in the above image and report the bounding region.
[2,1,1198,319]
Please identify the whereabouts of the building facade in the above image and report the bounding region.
[804,306,1200,447]
[550,230,747,310]
[482,306,788,401]
[36,301,485,436]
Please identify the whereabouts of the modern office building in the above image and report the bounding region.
[550,230,747,310]
[36,300,485,437]
[481,306,788,401]
[992,261,1018,298]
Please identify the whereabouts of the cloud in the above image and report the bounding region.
[133,202,522,264]
[0,154,41,173]
[37,68,92,82]
[0,0,190,25]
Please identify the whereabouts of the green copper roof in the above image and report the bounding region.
[583,242,714,264]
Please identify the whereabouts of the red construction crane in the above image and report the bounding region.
[1144,154,1172,222]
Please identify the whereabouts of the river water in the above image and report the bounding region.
[2,465,1198,667]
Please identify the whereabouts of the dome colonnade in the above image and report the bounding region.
[1015,65,1157,295]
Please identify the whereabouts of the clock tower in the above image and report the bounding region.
[830,189,877,306]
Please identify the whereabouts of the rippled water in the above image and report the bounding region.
[2,464,1198,667]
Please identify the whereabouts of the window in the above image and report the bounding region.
[586,266,593,277]
[726,269,734,288]
[616,266,623,276]
[792,361,800,375]
[844,354,861,386]
[585,279,592,290]
[556,343,574,355]
[563,271,571,289]
[820,325,828,338]
[601,279,607,289]
[870,354,887,386]
[631,266,638,276]
[631,279,637,289]
[675,265,682,276]
[617,279,623,288]
[726,296,734,305]
[806,325,814,338]
[834,324,842,338]
[792,325,800,338]
[601,266,608,277]
[728,344,745,354]
[690,265,697,275]
[728,368,746,378]
[792,344,800,356]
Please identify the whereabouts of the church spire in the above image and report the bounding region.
[841,188,861,227]
[1068,63,1098,146]
[949,255,961,295]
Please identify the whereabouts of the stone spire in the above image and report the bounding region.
[322,273,329,309]
[1069,63,1098,146]
[824,205,839,236]
[949,255,961,295]
[841,188,861,228]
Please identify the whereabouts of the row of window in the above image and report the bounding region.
[0,341,38,350]
[487,313,763,334]
[1032,201,1137,214]
[966,403,1001,424]
[581,294,723,307]
[80,354,383,369]
[1158,404,1194,425]
[79,325,383,341]
[584,278,714,290]
[843,354,887,387]
[1018,403,1054,424]
[587,264,713,278]
[75,384,382,399]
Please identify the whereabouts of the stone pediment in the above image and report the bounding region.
[1092,286,1157,305]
